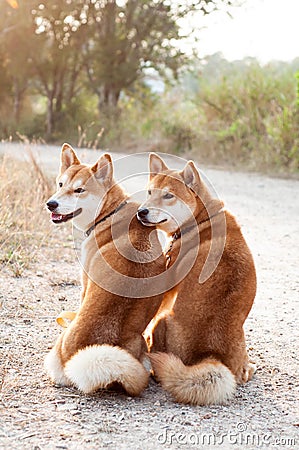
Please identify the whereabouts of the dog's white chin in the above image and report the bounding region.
[72,217,90,232]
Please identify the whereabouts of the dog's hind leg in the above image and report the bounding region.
[123,334,151,373]
[151,316,168,353]
[123,334,148,360]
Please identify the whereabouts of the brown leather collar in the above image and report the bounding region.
[85,200,128,237]
[165,209,224,267]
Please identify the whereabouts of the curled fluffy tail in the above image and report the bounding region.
[64,345,149,396]
[150,352,236,405]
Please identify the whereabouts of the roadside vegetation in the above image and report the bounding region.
[2,56,299,174]
[1,1,298,173]
[100,55,299,173]
[0,155,55,276]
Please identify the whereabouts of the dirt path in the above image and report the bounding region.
[0,143,298,449]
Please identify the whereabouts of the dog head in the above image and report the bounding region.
[46,143,115,232]
[137,153,210,234]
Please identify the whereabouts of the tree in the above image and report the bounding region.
[83,0,232,114]
[0,0,235,138]
[30,1,88,137]
[0,0,89,137]
[0,1,35,124]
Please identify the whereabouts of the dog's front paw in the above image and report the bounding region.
[241,361,257,383]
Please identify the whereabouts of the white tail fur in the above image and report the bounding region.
[150,352,236,405]
[64,345,149,396]
[44,347,72,387]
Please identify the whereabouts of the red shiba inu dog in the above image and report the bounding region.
[137,153,256,405]
[44,144,165,396]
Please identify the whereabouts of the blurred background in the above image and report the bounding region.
[1,0,299,172]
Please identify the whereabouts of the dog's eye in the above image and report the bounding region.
[74,188,85,194]
[58,182,63,188]
[148,190,151,195]
[163,192,174,199]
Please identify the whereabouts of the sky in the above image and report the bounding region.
[189,0,299,63]
[5,0,297,64]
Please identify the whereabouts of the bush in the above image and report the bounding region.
[1,57,299,173]
[191,59,299,171]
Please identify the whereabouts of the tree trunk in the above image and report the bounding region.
[46,96,54,138]
[12,79,25,124]
[97,85,120,116]
[55,72,64,115]
[13,90,22,124]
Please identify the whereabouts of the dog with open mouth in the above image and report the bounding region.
[44,144,165,396]
[137,153,257,405]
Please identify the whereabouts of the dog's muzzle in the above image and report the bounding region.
[46,200,59,211]
[137,208,167,225]
[137,208,149,220]
[46,199,82,224]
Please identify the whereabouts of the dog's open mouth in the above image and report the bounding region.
[51,208,82,224]
[139,218,167,226]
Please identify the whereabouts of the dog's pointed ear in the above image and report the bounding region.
[149,153,168,179]
[181,161,201,191]
[60,143,80,174]
[91,153,113,185]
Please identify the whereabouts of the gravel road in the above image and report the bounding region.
[0,142,298,449]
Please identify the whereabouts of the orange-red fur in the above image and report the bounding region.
[139,154,256,405]
[44,145,165,395]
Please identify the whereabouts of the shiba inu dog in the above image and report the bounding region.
[44,144,165,396]
[137,153,256,405]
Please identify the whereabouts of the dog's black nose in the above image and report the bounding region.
[137,208,149,219]
[46,200,59,211]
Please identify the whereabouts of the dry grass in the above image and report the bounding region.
[0,154,54,276]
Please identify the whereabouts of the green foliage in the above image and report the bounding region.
[153,95,199,154]
[189,57,299,171]
[0,0,226,138]
[0,1,298,172]
[89,57,298,172]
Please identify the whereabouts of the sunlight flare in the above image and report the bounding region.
[6,0,19,9]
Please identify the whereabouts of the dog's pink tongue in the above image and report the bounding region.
[51,213,62,221]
